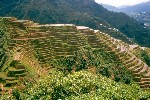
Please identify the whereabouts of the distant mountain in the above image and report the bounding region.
[101,2,150,30]
[130,12,150,23]
[117,5,131,9]
[100,3,120,12]
[120,1,150,13]
[129,12,150,28]
[0,0,150,46]
[118,1,150,29]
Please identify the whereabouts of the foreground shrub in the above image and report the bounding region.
[8,70,149,100]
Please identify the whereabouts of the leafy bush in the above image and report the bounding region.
[9,70,150,100]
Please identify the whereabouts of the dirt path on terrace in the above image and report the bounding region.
[14,52,22,61]
[12,36,47,41]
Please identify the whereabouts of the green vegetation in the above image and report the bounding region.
[1,70,150,100]
[54,49,133,84]
[0,17,150,99]
[140,50,150,66]
[131,48,150,66]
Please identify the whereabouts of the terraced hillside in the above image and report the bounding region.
[0,17,150,95]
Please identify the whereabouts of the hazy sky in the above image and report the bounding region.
[95,0,149,7]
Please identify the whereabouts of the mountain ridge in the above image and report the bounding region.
[120,1,150,13]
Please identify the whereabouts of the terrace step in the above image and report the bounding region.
[5,80,19,84]
[133,66,144,73]
[145,69,150,76]
[142,81,150,84]
[8,67,25,72]
[0,75,16,80]
[15,73,26,77]
[141,78,150,82]
[135,82,145,85]
[137,64,148,74]
[133,77,141,82]
[140,84,150,88]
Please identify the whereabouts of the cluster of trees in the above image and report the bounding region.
[140,50,150,66]
[54,49,133,84]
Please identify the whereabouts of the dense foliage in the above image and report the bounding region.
[140,50,150,66]
[1,70,149,100]
[0,0,150,46]
[54,49,133,84]
[131,48,150,66]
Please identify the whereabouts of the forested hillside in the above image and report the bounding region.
[0,0,150,47]
[119,1,150,29]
